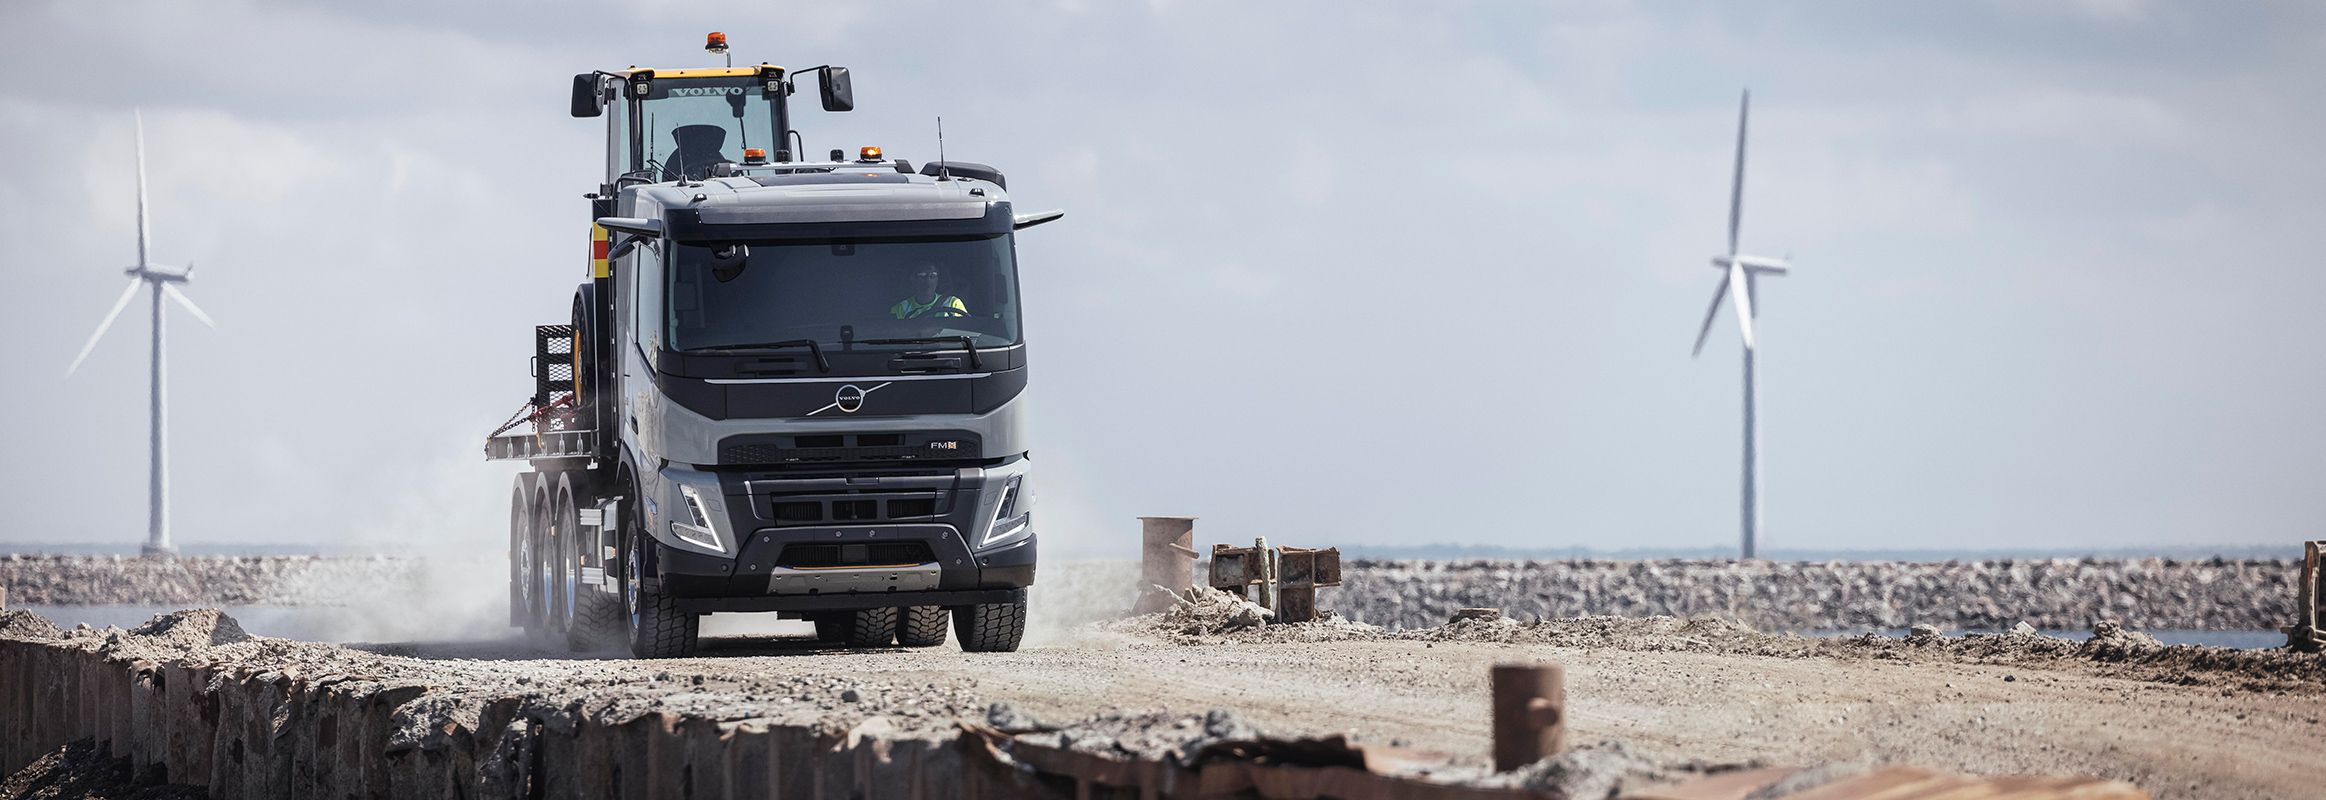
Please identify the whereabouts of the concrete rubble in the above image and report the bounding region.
[2,556,2295,634]
[1335,557,2295,632]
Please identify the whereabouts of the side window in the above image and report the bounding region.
[632,245,664,357]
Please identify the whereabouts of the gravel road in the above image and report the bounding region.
[330,607,2319,800]
[10,566,2319,799]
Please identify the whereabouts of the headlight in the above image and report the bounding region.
[671,484,726,553]
[977,475,1031,550]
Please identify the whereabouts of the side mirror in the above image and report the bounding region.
[596,217,664,238]
[1012,210,1065,230]
[819,67,854,112]
[570,74,604,118]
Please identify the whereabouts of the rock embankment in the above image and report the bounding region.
[1334,558,2295,632]
[0,555,416,606]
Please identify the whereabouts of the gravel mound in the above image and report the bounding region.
[1335,558,2294,632]
[1,610,64,641]
[1156,586,1274,635]
[1116,596,2326,692]
[0,555,415,606]
[127,609,250,649]
[0,739,204,800]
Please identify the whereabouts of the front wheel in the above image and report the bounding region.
[843,607,898,648]
[622,525,699,659]
[898,606,948,648]
[952,591,1028,653]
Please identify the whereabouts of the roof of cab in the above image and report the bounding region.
[610,66,780,79]
[632,165,1008,226]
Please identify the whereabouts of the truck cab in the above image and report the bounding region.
[491,52,1055,658]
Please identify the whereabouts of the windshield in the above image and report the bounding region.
[664,236,1022,352]
[632,77,778,181]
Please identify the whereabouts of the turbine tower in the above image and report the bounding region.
[1689,89,1789,560]
[65,111,217,558]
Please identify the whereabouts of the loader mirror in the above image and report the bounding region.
[819,67,854,112]
[570,74,604,118]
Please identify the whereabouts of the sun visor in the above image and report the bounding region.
[664,202,1013,241]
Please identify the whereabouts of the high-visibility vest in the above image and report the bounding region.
[891,295,967,319]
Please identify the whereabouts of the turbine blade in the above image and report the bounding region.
[164,284,215,329]
[135,110,150,269]
[1727,89,1749,257]
[1727,261,1757,349]
[67,279,143,376]
[1691,271,1731,358]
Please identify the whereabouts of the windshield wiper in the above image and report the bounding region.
[859,336,981,370]
[691,339,830,372]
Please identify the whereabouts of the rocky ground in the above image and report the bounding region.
[7,590,2319,799]
[1335,558,2295,632]
[3,555,2292,635]
[0,740,205,800]
[0,555,416,607]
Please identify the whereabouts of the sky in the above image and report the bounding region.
[2,1,2323,560]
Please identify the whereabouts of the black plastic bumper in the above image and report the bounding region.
[650,527,1035,609]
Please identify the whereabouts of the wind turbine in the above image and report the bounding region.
[65,110,217,558]
[1689,89,1789,561]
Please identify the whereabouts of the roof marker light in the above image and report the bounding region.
[859,146,882,162]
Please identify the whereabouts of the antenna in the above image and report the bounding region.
[936,116,950,181]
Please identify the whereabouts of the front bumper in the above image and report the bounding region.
[651,525,1035,610]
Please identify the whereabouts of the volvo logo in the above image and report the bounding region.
[808,381,892,416]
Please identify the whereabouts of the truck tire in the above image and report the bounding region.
[898,606,948,648]
[623,524,698,659]
[560,478,622,652]
[510,477,538,634]
[844,607,898,648]
[530,483,562,648]
[952,591,1027,653]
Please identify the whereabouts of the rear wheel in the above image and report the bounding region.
[561,476,622,652]
[510,477,539,636]
[952,591,1028,653]
[898,606,948,648]
[529,483,561,648]
[844,607,899,648]
[623,521,699,659]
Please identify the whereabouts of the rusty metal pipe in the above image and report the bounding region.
[1491,664,1565,772]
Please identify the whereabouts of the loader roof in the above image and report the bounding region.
[632,164,1013,234]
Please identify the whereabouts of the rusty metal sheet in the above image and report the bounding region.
[1209,545,1253,588]
[1280,549,1317,588]
[1313,547,1342,587]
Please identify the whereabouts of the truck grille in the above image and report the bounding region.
[775,542,936,569]
[718,431,981,465]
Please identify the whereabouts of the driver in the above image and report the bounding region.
[889,262,969,319]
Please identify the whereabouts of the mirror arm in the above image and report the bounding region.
[1012,209,1066,230]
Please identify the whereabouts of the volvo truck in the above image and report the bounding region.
[488,38,1057,658]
